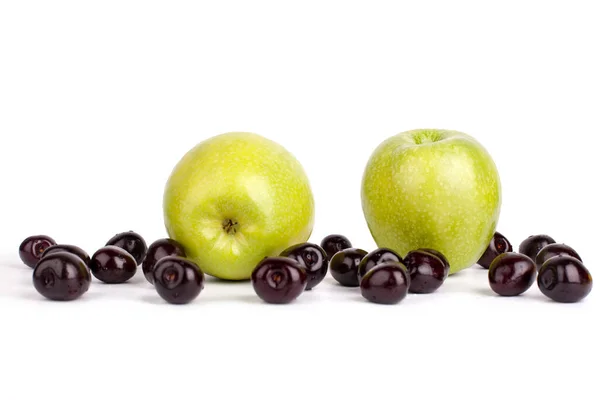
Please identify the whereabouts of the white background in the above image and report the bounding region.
[1,1,598,399]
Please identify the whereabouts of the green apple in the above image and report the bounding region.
[163,132,315,280]
[361,129,501,274]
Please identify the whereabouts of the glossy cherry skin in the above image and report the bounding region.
[320,234,352,261]
[251,257,307,304]
[488,252,536,296]
[357,248,403,282]
[143,239,187,284]
[90,245,137,283]
[106,231,147,265]
[330,248,368,287]
[280,243,328,290]
[477,232,513,269]
[19,235,56,268]
[418,248,450,271]
[518,234,556,261]
[535,243,582,271]
[404,250,448,294]
[42,244,90,267]
[538,256,593,303]
[153,256,205,304]
[360,262,410,305]
[33,252,91,301]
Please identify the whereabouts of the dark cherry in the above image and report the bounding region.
[535,243,582,271]
[518,234,556,261]
[360,262,410,305]
[153,256,205,304]
[143,239,187,284]
[477,232,513,269]
[42,244,90,267]
[357,247,403,282]
[90,245,137,283]
[19,235,56,268]
[280,243,328,290]
[404,250,448,294]
[330,248,368,287]
[418,248,450,271]
[106,231,147,265]
[320,234,352,261]
[251,257,307,304]
[33,252,91,301]
[488,252,536,296]
[538,256,592,303]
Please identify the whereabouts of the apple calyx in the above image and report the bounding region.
[222,219,239,235]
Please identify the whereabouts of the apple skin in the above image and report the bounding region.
[361,129,501,275]
[163,132,315,281]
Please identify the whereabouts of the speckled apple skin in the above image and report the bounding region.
[361,129,501,274]
[164,132,315,281]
